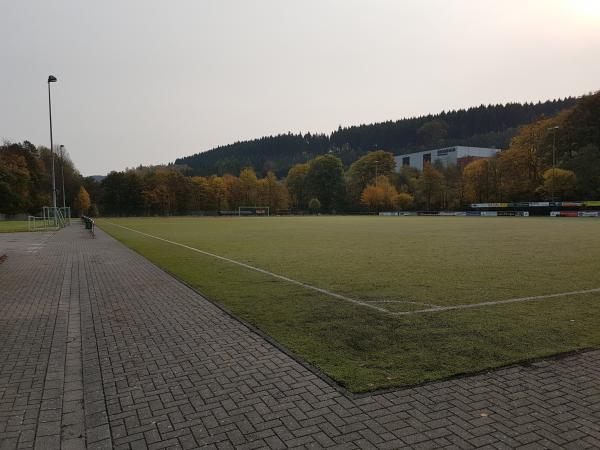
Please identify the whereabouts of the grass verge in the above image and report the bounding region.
[0,221,30,233]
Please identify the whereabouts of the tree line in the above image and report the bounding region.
[2,93,597,217]
[101,91,594,215]
[343,92,599,211]
[176,97,576,177]
[98,167,289,216]
[456,91,600,203]
[0,141,93,216]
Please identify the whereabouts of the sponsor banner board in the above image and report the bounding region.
[438,211,463,216]
[470,202,508,208]
[473,201,599,208]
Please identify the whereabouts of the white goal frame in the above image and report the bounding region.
[28,206,71,231]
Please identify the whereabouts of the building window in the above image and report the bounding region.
[402,156,410,166]
[423,153,431,165]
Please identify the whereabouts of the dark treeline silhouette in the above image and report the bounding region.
[176,98,577,177]
[177,133,330,178]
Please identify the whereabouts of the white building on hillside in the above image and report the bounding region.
[394,146,501,172]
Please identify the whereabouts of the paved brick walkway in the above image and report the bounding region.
[1,225,600,449]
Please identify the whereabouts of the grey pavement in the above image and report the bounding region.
[1,225,600,449]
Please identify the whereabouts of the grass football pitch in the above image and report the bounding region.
[0,221,30,233]
[99,216,600,392]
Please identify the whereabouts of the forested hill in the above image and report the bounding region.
[175,97,577,177]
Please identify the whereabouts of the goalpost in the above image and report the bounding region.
[238,206,270,217]
[43,206,71,227]
[28,206,72,231]
[28,216,47,231]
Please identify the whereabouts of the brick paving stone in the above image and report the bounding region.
[1,226,600,448]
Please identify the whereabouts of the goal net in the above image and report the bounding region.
[238,206,270,216]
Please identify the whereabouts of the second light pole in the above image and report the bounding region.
[59,145,66,210]
[47,75,58,220]
[549,126,560,203]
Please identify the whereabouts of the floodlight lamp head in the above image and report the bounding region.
[48,75,57,83]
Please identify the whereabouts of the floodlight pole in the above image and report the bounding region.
[59,145,66,210]
[47,75,58,221]
[549,126,559,203]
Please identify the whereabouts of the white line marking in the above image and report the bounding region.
[101,221,600,317]
[392,288,600,315]
[102,221,390,313]
[364,300,441,308]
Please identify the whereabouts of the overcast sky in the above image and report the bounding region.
[1,0,599,175]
